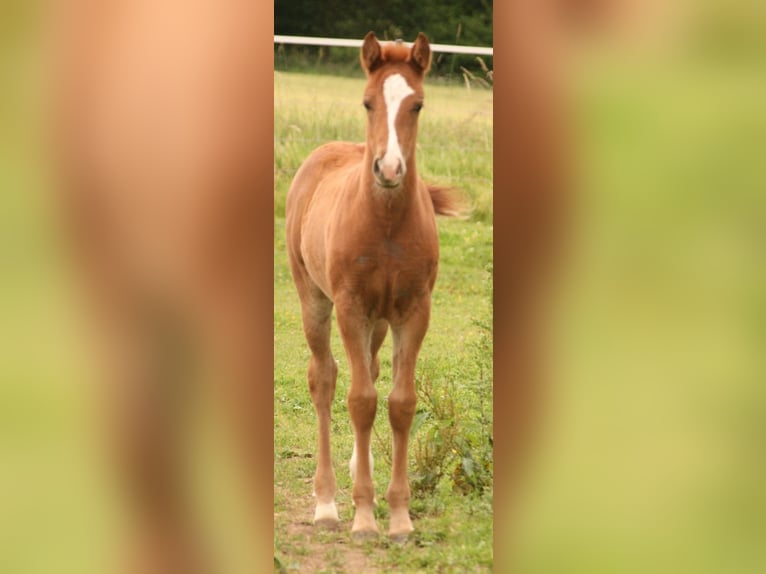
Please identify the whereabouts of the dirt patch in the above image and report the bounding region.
[275,486,384,573]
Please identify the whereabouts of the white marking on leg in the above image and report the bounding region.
[314,501,339,525]
[349,441,376,504]
[380,73,414,175]
[349,441,374,480]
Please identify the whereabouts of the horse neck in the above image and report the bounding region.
[360,148,420,221]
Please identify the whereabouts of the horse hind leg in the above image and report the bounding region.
[370,319,388,383]
[297,287,340,527]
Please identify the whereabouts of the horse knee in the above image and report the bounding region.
[347,387,378,427]
[308,356,337,402]
[387,391,416,432]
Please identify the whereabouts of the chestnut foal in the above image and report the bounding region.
[286,32,458,541]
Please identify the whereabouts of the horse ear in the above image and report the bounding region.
[360,31,382,75]
[410,32,431,74]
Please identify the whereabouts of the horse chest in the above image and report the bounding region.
[333,237,437,320]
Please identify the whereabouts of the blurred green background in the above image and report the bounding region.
[0,4,119,572]
[0,4,260,573]
[1,1,765,572]
[511,1,766,572]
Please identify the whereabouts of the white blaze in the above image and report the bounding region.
[381,73,414,174]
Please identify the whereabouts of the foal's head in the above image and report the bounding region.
[360,32,432,189]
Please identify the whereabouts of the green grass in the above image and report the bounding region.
[274,71,494,571]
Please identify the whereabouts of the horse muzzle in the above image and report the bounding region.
[373,156,405,188]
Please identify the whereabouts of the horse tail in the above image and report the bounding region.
[427,184,468,218]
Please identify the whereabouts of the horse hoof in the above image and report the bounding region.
[389,532,410,545]
[388,512,413,543]
[313,502,339,528]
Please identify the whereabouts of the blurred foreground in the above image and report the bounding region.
[496,1,766,572]
[1,2,274,573]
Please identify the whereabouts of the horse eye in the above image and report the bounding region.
[413,102,423,113]
[363,101,372,111]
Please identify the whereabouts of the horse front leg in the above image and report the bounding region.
[300,295,340,527]
[335,299,379,538]
[387,300,430,542]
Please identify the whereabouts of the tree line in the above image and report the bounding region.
[274,0,493,78]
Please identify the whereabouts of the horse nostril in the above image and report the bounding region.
[373,157,404,184]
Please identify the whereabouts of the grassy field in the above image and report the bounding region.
[274,72,494,572]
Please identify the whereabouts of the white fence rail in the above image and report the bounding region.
[274,35,493,57]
